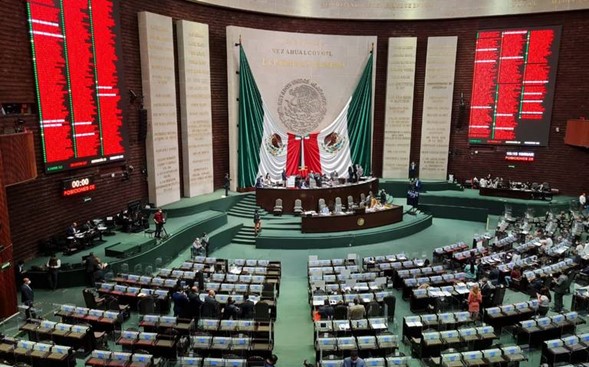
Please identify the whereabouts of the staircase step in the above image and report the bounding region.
[232,238,256,245]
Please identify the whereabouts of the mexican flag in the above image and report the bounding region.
[238,45,373,188]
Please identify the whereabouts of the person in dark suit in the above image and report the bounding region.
[239,293,255,319]
[187,286,202,322]
[171,286,190,317]
[222,297,241,320]
[224,173,231,197]
[21,278,34,306]
[84,253,100,287]
[281,169,287,186]
[201,290,220,318]
[15,260,25,290]
[318,299,334,320]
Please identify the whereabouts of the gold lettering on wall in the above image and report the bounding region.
[176,20,214,197]
[419,36,458,180]
[139,12,181,206]
[382,37,417,178]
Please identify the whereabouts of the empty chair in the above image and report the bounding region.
[273,199,283,216]
[293,199,303,216]
[347,196,354,210]
[83,288,105,309]
[134,264,143,275]
[318,198,326,211]
[137,297,155,315]
[253,301,270,321]
[334,197,343,213]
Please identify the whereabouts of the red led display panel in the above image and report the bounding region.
[27,0,127,172]
[468,26,561,146]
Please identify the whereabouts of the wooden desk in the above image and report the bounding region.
[301,206,403,233]
[256,178,379,213]
[479,187,552,201]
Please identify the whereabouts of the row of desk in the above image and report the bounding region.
[411,326,497,358]
[0,338,75,367]
[20,319,98,353]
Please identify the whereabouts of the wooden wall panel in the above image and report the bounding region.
[0,1,588,262]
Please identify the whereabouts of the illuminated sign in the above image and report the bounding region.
[505,151,535,162]
[63,176,96,196]
[468,26,561,146]
[27,0,127,173]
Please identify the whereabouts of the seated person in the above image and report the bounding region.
[191,237,204,258]
[320,205,330,215]
[66,222,78,237]
[82,220,103,244]
[464,260,478,280]
[222,297,241,320]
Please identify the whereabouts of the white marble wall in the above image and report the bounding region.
[138,12,181,206]
[382,37,417,178]
[419,36,458,180]
[176,20,214,197]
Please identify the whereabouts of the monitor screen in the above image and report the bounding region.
[468,26,562,146]
[25,0,128,173]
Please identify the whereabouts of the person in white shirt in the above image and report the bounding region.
[46,254,61,290]
[580,193,586,211]
[191,237,203,258]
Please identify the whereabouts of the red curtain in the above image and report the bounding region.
[286,133,301,176]
[305,133,322,175]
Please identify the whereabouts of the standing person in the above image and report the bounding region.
[171,286,190,317]
[224,173,231,197]
[409,161,417,179]
[201,232,210,256]
[21,278,34,306]
[468,284,483,322]
[201,290,220,318]
[253,209,261,236]
[580,192,587,212]
[347,166,355,183]
[348,298,366,320]
[187,286,202,323]
[15,260,25,290]
[239,293,255,319]
[342,350,365,367]
[46,254,61,290]
[84,252,100,287]
[153,208,165,239]
[552,272,569,312]
[281,169,287,187]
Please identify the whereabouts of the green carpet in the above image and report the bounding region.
[11,191,588,367]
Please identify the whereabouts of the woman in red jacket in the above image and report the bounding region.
[468,284,483,322]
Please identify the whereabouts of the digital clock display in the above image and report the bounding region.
[63,176,96,196]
